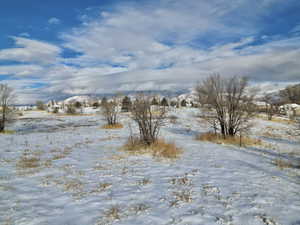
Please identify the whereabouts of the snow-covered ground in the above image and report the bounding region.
[0,109,299,225]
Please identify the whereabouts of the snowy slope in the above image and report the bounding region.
[0,109,299,225]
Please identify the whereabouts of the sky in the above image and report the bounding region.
[0,0,300,104]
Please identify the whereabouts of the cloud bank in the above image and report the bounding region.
[0,0,299,104]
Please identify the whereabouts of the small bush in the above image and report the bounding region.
[101,123,123,129]
[123,137,182,159]
[196,132,262,147]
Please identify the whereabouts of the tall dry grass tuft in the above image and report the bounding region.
[16,155,40,169]
[196,132,262,147]
[123,137,182,159]
[101,123,123,129]
[274,158,300,170]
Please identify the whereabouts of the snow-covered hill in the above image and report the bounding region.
[1,109,299,225]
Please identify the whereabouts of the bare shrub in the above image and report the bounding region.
[196,74,256,138]
[130,95,167,145]
[262,93,279,120]
[0,84,16,132]
[101,98,119,126]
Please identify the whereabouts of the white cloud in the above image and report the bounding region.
[0,37,61,65]
[19,32,30,37]
[1,0,300,104]
[48,17,61,25]
[0,64,43,77]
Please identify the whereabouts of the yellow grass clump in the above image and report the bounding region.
[256,114,296,124]
[16,155,41,169]
[0,130,15,135]
[196,132,262,147]
[101,123,124,129]
[123,137,182,159]
[274,159,293,170]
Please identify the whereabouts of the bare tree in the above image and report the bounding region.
[0,84,15,132]
[101,98,119,125]
[196,74,256,138]
[121,96,132,112]
[262,93,278,120]
[131,95,167,145]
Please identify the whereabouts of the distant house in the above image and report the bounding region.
[279,104,300,118]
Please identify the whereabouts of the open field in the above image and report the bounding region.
[0,109,300,225]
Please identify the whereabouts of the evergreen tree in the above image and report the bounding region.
[151,97,159,105]
[101,97,108,106]
[181,99,187,107]
[121,96,132,112]
[161,97,169,107]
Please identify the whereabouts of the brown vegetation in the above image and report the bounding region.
[196,132,262,147]
[101,98,119,126]
[196,74,256,137]
[130,95,167,145]
[273,158,299,170]
[123,137,182,159]
[101,123,123,129]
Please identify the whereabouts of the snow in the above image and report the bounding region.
[0,109,300,225]
[63,96,95,104]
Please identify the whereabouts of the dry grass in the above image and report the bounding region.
[104,206,121,221]
[131,203,150,214]
[196,132,262,147]
[257,114,296,124]
[170,175,192,186]
[0,130,15,135]
[90,183,112,194]
[123,137,182,159]
[137,178,151,186]
[51,147,72,160]
[101,123,123,129]
[173,190,193,203]
[16,155,40,169]
[63,179,84,192]
[273,158,299,170]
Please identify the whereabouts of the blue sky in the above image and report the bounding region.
[0,0,300,103]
